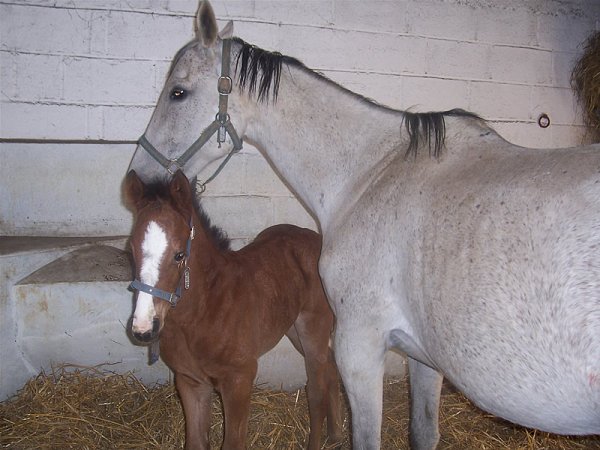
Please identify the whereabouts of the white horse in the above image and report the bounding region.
[129,2,600,448]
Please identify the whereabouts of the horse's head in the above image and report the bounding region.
[129,1,245,184]
[125,170,195,343]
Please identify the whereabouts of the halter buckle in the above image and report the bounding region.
[218,76,232,95]
[166,159,181,175]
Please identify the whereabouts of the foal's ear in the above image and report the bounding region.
[195,1,219,47]
[170,170,193,214]
[124,170,145,210]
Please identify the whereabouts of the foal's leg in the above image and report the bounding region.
[175,375,214,450]
[218,364,256,450]
[288,317,343,449]
[333,322,387,450]
[408,358,443,450]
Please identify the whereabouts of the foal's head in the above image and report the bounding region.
[125,170,195,343]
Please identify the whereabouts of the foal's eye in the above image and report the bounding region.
[170,88,186,101]
[174,252,185,262]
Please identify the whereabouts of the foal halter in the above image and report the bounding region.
[137,38,243,191]
[129,220,195,308]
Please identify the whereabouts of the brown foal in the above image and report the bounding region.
[125,170,342,449]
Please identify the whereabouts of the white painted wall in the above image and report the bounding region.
[1,0,599,239]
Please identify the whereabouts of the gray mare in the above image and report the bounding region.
[129,2,600,448]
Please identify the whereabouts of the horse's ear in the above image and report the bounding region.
[170,170,193,215]
[124,170,145,210]
[218,20,234,40]
[195,1,218,47]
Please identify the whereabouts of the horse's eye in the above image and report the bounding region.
[170,88,186,100]
[174,252,185,262]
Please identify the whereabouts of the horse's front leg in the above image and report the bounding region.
[408,357,443,450]
[175,374,214,450]
[333,322,387,450]
[218,365,256,450]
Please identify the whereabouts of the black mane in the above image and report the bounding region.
[402,108,481,159]
[141,180,231,252]
[231,38,482,158]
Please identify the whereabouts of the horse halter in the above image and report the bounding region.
[137,38,243,191]
[130,219,195,308]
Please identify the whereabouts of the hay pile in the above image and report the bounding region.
[1,365,598,449]
[572,30,600,142]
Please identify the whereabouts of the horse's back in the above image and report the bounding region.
[251,224,322,267]
[236,224,328,338]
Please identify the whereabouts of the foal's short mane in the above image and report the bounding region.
[141,181,231,251]
[231,37,481,158]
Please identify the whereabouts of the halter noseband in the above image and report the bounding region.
[137,38,243,191]
[129,219,195,308]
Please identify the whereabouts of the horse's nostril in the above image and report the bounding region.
[132,330,154,343]
[152,317,160,334]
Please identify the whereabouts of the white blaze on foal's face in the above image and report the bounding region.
[132,221,168,333]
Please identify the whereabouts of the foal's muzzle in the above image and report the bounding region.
[131,317,160,344]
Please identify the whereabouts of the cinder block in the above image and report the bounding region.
[254,0,334,27]
[334,0,408,34]
[0,52,16,99]
[87,105,104,139]
[405,1,476,42]
[324,71,404,109]
[233,21,282,53]
[0,102,87,140]
[553,51,578,89]
[199,195,273,240]
[62,57,157,104]
[1,4,92,54]
[488,46,552,85]
[243,153,292,197]
[474,7,536,46]
[277,26,426,75]
[469,81,530,121]
[102,104,154,140]
[12,54,64,101]
[102,10,193,60]
[0,143,134,236]
[537,13,596,53]
[402,77,470,112]
[425,39,489,80]
[530,86,580,126]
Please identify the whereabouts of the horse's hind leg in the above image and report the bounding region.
[408,358,443,450]
[288,314,343,449]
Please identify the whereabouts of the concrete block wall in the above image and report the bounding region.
[1,0,599,239]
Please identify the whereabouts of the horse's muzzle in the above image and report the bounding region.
[131,317,160,344]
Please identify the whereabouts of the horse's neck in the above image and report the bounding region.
[241,66,406,231]
[189,215,223,292]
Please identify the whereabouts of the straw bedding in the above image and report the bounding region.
[571,30,600,142]
[1,365,598,449]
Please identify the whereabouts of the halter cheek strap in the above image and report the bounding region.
[129,220,194,308]
[138,38,243,190]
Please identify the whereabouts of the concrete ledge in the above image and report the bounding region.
[1,237,406,401]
